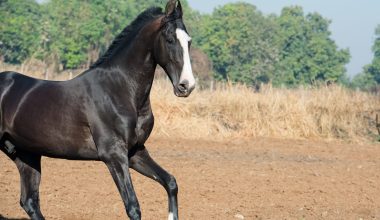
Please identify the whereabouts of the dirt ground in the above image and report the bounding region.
[1,137,380,220]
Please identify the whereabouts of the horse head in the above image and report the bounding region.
[154,0,195,97]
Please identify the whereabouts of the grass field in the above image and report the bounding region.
[151,80,380,143]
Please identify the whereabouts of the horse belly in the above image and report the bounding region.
[10,113,99,160]
[11,126,99,160]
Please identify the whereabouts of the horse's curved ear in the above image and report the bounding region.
[176,0,183,17]
[165,0,177,17]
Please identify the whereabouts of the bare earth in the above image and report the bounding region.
[1,137,380,220]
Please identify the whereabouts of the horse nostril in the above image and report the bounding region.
[178,80,189,93]
[178,84,187,93]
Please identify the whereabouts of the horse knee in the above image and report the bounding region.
[167,175,178,195]
[20,194,35,210]
[20,197,42,219]
[20,199,31,215]
[127,203,141,220]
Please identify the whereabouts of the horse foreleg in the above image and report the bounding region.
[101,146,141,220]
[130,146,179,220]
[15,152,44,220]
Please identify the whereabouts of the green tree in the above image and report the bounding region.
[352,25,380,89]
[39,0,106,69]
[274,7,350,87]
[0,0,42,64]
[194,3,279,86]
[365,25,380,84]
[351,71,377,90]
[0,0,203,70]
[39,0,196,70]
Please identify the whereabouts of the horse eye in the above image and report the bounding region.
[167,38,174,44]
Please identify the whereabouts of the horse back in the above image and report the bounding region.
[0,72,60,128]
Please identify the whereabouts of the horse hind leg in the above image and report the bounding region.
[0,133,44,220]
[14,151,45,220]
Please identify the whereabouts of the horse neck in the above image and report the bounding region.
[95,21,161,109]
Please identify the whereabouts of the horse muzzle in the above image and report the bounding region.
[174,80,195,97]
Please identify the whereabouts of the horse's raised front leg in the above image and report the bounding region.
[14,152,45,220]
[130,146,179,220]
[97,139,141,220]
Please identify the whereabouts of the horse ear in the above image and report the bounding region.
[176,0,183,17]
[165,0,177,17]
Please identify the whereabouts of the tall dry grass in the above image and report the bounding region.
[1,62,379,142]
[151,79,380,142]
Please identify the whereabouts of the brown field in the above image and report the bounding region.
[1,137,380,220]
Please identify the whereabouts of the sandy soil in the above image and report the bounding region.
[1,137,380,220]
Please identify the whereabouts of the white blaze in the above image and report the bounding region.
[176,28,195,89]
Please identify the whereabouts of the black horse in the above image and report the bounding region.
[0,1,194,219]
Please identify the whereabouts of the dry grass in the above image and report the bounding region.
[0,60,77,80]
[1,62,379,143]
[0,59,45,78]
[151,79,380,143]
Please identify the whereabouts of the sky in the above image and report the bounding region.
[187,0,380,78]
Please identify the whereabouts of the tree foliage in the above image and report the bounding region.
[195,3,279,86]
[0,0,354,88]
[41,0,168,69]
[352,25,380,90]
[0,0,42,64]
[41,0,100,68]
[194,4,350,87]
[274,7,350,87]
[0,0,175,68]
[366,25,380,83]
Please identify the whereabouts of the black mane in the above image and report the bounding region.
[91,7,164,68]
